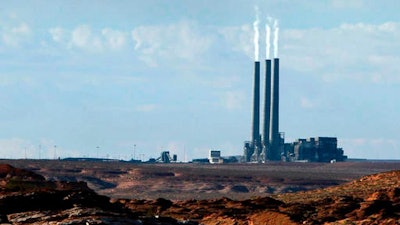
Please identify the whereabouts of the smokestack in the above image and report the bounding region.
[269,58,280,160]
[261,59,272,161]
[252,61,261,148]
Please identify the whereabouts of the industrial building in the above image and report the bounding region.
[208,150,223,164]
[156,151,177,163]
[283,137,347,162]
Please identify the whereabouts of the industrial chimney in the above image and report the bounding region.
[244,17,281,163]
[251,61,261,159]
[269,58,280,161]
[261,59,272,162]
[244,61,262,162]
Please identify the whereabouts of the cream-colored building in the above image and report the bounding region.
[208,150,223,164]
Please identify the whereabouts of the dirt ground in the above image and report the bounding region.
[1,159,399,200]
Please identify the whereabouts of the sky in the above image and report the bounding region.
[0,0,400,160]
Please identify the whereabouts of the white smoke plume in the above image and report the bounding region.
[265,17,272,59]
[253,6,260,61]
[273,19,279,58]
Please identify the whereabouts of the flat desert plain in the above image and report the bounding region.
[1,159,399,200]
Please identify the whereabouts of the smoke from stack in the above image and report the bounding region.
[253,6,260,61]
[265,17,272,59]
[273,20,279,58]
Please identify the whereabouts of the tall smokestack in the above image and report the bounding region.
[269,58,280,160]
[244,8,262,162]
[261,59,272,162]
[243,61,261,162]
[252,61,261,149]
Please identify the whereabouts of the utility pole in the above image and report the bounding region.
[96,146,100,158]
[133,144,136,160]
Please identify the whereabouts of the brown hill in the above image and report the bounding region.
[120,170,400,225]
[273,170,400,224]
[0,164,194,224]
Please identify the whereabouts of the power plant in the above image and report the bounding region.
[243,57,283,162]
[243,18,346,163]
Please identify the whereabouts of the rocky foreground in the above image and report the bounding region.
[0,163,399,224]
[0,164,194,225]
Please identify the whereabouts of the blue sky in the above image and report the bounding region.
[0,0,400,160]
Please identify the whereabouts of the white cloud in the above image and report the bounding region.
[71,25,103,51]
[219,24,253,59]
[131,21,213,66]
[102,28,127,50]
[218,20,400,85]
[2,22,31,47]
[12,22,30,34]
[339,22,400,34]
[48,25,129,52]
[282,21,400,83]
[71,25,91,47]
[49,27,67,43]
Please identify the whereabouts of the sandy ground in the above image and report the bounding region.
[1,159,399,200]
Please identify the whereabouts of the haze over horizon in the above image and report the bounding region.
[0,0,399,160]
